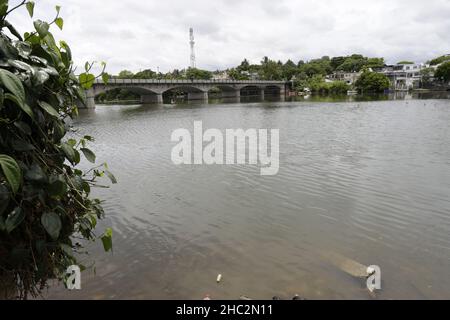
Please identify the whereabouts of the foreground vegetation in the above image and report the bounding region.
[0,1,114,299]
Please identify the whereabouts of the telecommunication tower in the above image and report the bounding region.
[189,27,196,69]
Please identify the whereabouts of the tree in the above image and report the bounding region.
[259,57,283,80]
[282,59,298,80]
[163,69,183,80]
[133,69,157,79]
[0,1,114,298]
[227,68,249,80]
[434,62,450,83]
[355,71,391,93]
[397,61,414,65]
[429,55,450,66]
[117,70,134,78]
[333,55,384,72]
[331,56,346,70]
[420,67,435,85]
[304,75,326,92]
[336,57,366,72]
[366,57,385,70]
[328,81,350,94]
[185,67,212,80]
[237,59,250,72]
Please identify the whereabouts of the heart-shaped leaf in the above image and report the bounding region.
[41,212,62,240]
[38,100,59,117]
[14,121,32,135]
[80,148,96,163]
[4,93,34,119]
[55,17,63,30]
[0,69,25,102]
[101,72,109,84]
[25,163,47,183]
[105,170,117,184]
[79,73,95,89]
[26,1,35,18]
[6,207,25,233]
[48,175,67,197]
[0,1,8,17]
[33,20,49,38]
[61,142,76,163]
[101,228,113,252]
[12,139,35,152]
[0,154,22,193]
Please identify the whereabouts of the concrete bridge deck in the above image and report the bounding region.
[84,79,288,108]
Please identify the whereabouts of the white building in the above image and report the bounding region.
[326,71,362,85]
[212,71,230,80]
[380,63,429,90]
[241,71,260,80]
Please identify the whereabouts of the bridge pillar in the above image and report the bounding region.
[279,87,286,101]
[187,91,208,101]
[141,93,163,104]
[78,89,96,109]
[86,96,96,109]
[259,88,265,100]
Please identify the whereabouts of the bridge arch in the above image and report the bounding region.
[93,85,162,104]
[264,85,282,96]
[162,85,206,94]
[162,85,209,102]
[93,85,161,96]
[240,85,264,97]
[207,84,241,99]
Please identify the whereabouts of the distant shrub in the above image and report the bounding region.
[355,71,390,93]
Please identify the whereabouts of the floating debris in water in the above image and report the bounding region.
[216,274,222,283]
[324,251,368,278]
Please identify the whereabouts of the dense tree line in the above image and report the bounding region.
[99,53,449,101]
[100,54,386,101]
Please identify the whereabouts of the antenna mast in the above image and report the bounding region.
[189,27,196,69]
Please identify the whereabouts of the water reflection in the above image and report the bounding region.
[288,91,450,103]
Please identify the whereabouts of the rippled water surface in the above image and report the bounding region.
[47,97,450,299]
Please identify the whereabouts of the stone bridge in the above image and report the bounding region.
[84,79,288,108]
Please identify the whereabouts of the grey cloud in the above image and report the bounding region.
[7,0,450,73]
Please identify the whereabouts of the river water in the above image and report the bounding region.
[46,95,450,299]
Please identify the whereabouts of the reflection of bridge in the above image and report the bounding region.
[84,79,288,108]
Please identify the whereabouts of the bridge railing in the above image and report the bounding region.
[94,79,287,85]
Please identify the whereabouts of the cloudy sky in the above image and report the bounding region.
[8,0,450,74]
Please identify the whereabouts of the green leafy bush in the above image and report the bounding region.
[355,71,391,93]
[295,76,349,95]
[0,1,114,299]
[434,61,450,83]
